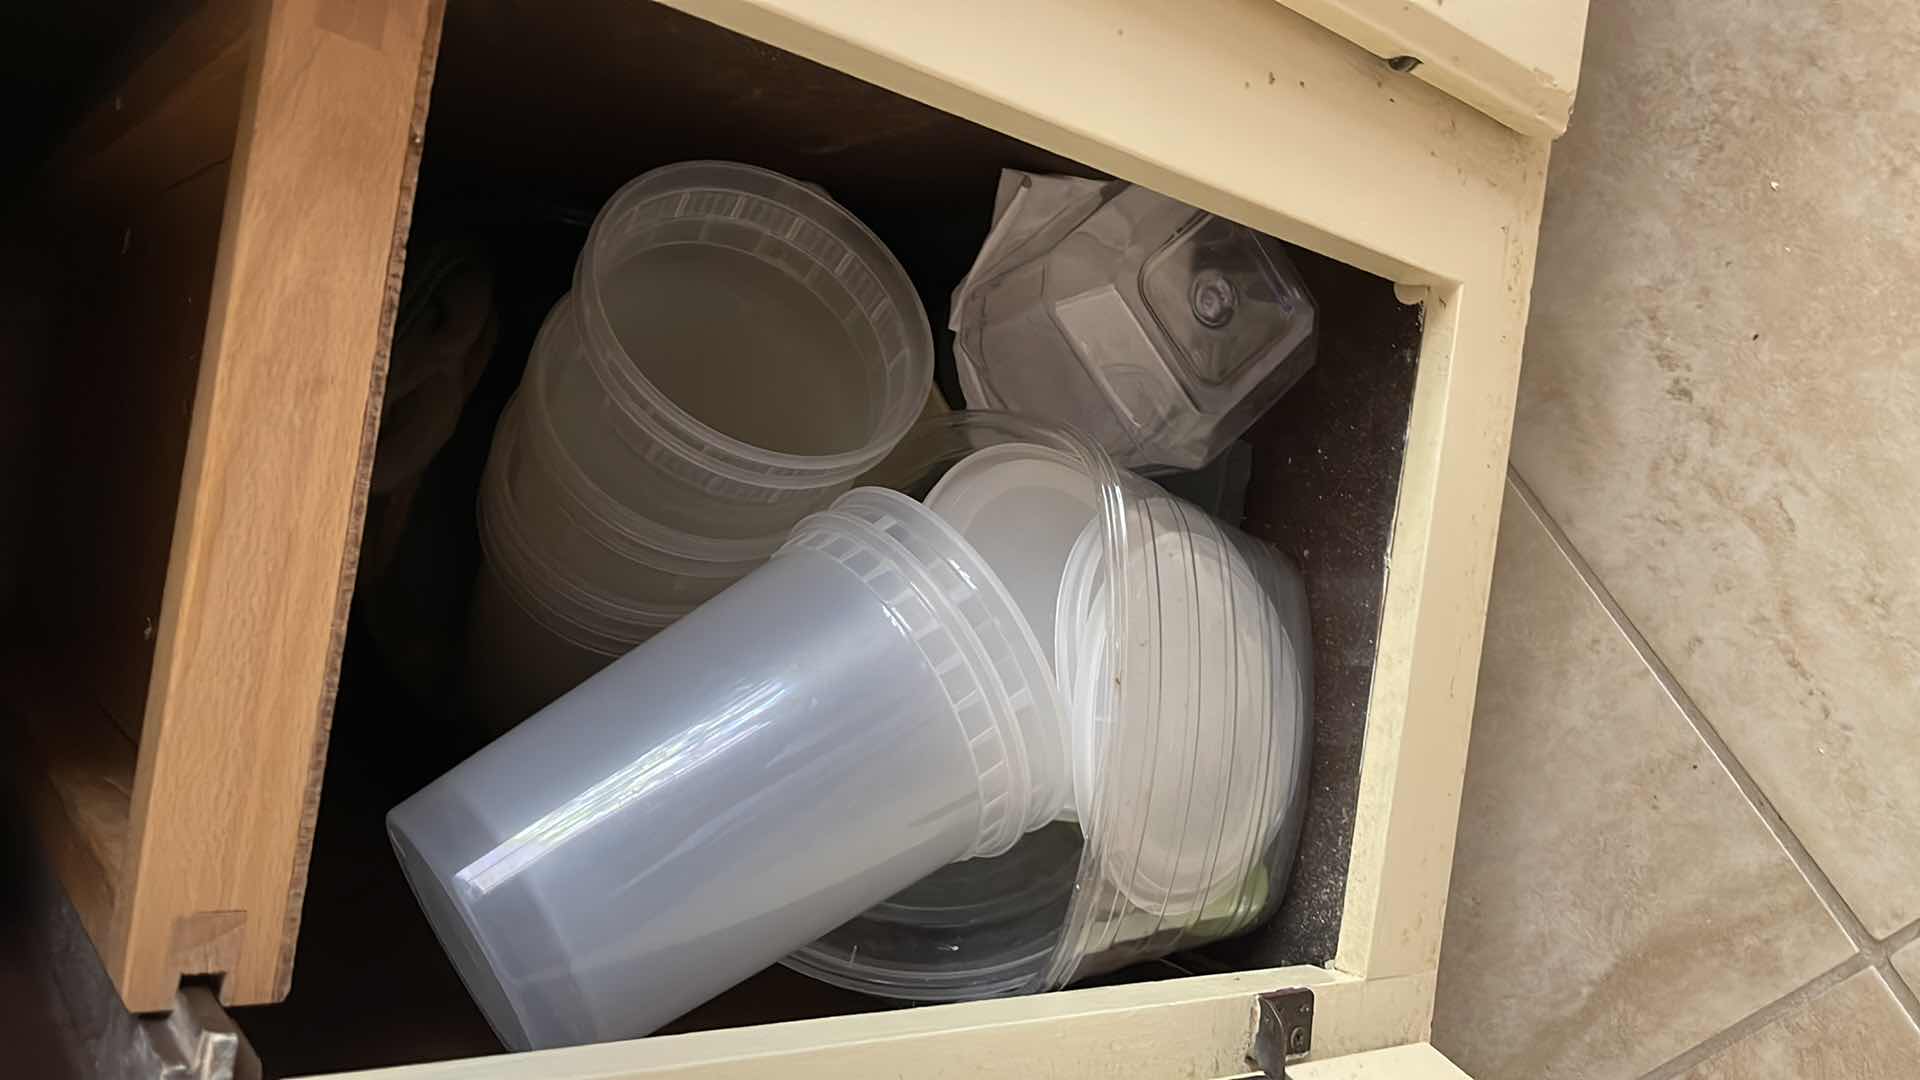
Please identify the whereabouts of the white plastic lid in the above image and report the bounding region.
[1055,500,1301,918]
[925,442,1099,670]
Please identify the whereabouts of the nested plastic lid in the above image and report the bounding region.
[788,412,1311,999]
[1055,498,1302,921]
[783,487,1059,860]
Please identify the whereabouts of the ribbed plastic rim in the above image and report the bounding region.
[573,160,934,488]
[1041,487,1304,985]
[478,409,685,653]
[782,502,1032,859]
[525,301,796,564]
[1053,500,1299,922]
[832,487,1068,837]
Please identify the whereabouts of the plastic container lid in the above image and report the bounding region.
[1055,499,1302,918]
[480,401,725,638]
[477,429,674,658]
[501,395,756,605]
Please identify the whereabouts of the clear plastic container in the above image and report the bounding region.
[463,426,674,734]
[537,162,934,541]
[458,558,633,740]
[393,486,1056,1048]
[786,412,1313,999]
[953,182,1316,471]
[504,391,762,612]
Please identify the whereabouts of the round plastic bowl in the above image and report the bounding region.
[536,162,934,541]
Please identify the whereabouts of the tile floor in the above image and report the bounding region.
[1432,1,1920,1077]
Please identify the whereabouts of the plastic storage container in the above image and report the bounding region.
[543,161,935,543]
[463,398,734,732]
[952,177,1317,471]
[461,162,935,731]
[401,413,1310,1046]
[396,482,1060,1048]
[786,413,1313,1000]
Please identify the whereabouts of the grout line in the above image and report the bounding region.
[1500,469,1920,1070]
[1875,918,1920,1020]
[1876,955,1920,1029]
[1504,468,1876,955]
[1882,917,1920,956]
[1636,956,1869,1080]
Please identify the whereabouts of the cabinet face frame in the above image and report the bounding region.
[311,0,1549,1076]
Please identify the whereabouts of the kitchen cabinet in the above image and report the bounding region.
[3,0,1584,1075]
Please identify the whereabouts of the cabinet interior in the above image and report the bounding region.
[3,2,1422,1075]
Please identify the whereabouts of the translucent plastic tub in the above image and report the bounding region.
[394,486,1057,1048]
[502,394,759,614]
[462,409,684,734]
[535,162,935,542]
[405,413,1310,1045]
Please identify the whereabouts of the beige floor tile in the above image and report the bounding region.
[1431,486,1852,1080]
[1896,940,1920,998]
[1677,970,1920,1079]
[1508,0,1920,936]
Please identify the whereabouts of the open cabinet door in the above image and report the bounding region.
[1276,0,1588,137]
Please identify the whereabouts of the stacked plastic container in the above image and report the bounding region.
[467,162,935,726]
[788,414,1313,999]
[396,412,1312,1048]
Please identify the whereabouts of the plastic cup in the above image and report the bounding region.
[392,490,1049,1049]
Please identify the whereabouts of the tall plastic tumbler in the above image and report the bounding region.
[388,502,1036,1050]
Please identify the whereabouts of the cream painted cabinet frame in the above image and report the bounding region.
[315,0,1562,1076]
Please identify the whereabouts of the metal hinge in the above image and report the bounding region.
[140,985,261,1080]
[1248,987,1316,1078]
